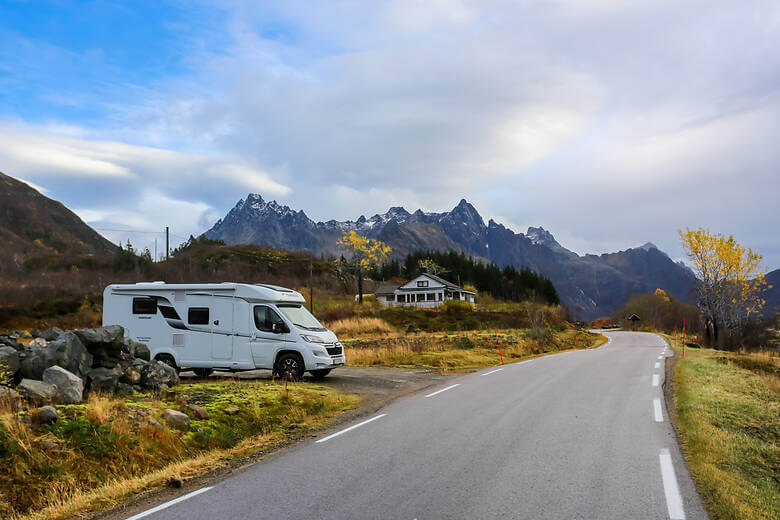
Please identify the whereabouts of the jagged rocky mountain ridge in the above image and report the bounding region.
[205,194,696,319]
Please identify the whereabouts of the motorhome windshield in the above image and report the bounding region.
[277,304,326,331]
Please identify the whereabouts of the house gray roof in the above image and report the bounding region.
[374,283,400,295]
[399,273,477,294]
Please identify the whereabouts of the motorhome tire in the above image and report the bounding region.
[309,369,331,380]
[156,354,178,372]
[275,353,304,381]
[193,368,213,378]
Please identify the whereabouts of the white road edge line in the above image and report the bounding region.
[652,374,660,387]
[655,362,661,368]
[315,414,387,444]
[124,486,213,520]
[481,368,503,376]
[659,448,686,519]
[425,384,461,398]
[653,398,664,422]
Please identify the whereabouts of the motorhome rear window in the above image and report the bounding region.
[132,298,157,315]
[188,307,209,325]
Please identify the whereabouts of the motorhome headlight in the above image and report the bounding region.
[301,334,325,343]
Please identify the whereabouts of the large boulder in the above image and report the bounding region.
[161,409,190,431]
[135,343,151,361]
[17,379,57,404]
[32,405,59,425]
[0,335,23,351]
[42,366,84,404]
[75,325,124,354]
[124,338,151,361]
[47,332,93,378]
[28,337,49,348]
[92,350,122,369]
[18,345,53,381]
[122,363,143,385]
[87,367,122,393]
[0,346,20,381]
[39,327,65,341]
[140,361,179,389]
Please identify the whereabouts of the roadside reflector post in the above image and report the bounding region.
[493,326,504,365]
[682,316,686,358]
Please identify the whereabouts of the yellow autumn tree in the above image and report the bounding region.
[654,288,671,302]
[679,228,767,346]
[337,231,392,304]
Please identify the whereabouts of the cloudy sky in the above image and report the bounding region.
[1,0,778,268]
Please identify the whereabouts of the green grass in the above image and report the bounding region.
[670,341,779,520]
[0,381,360,519]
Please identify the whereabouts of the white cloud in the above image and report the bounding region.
[3,0,780,268]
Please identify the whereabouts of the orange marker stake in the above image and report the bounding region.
[682,316,686,358]
[493,326,504,365]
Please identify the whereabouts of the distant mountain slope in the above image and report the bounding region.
[764,269,780,315]
[0,172,116,276]
[205,194,696,318]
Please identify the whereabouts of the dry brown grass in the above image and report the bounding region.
[84,393,114,424]
[325,317,395,336]
[345,328,606,372]
[670,340,779,520]
[0,381,360,520]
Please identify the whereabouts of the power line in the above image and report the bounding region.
[92,227,167,235]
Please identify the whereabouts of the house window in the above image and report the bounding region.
[132,298,157,315]
[417,280,429,288]
[426,293,435,301]
[188,307,209,325]
[417,293,425,302]
[397,294,404,303]
[386,295,394,302]
[438,293,443,301]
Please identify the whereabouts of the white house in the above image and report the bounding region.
[375,273,476,308]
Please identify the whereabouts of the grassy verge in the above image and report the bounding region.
[344,328,607,372]
[0,381,360,520]
[667,340,779,520]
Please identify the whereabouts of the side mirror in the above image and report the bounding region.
[271,323,283,334]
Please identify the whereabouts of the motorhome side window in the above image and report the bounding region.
[254,306,284,332]
[188,307,209,325]
[132,298,157,315]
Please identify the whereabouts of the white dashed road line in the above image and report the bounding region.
[654,362,661,368]
[315,414,387,444]
[659,448,687,519]
[652,374,660,387]
[124,487,214,520]
[425,384,460,398]
[653,398,663,422]
[481,368,504,376]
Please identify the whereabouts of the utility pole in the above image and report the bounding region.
[154,238,157,262]
[309,259,314,313]
[165,227,170,262]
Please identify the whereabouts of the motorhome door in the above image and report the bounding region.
[211,297,234,359]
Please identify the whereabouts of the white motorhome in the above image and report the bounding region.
[102,282,345,379]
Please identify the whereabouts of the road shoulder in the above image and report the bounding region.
[90,367,452,520]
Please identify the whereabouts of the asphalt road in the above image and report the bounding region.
[127,331,708,520]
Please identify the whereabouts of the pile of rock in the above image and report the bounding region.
[0,325,179,405]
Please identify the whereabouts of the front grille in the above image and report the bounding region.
[326,345,342,356]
